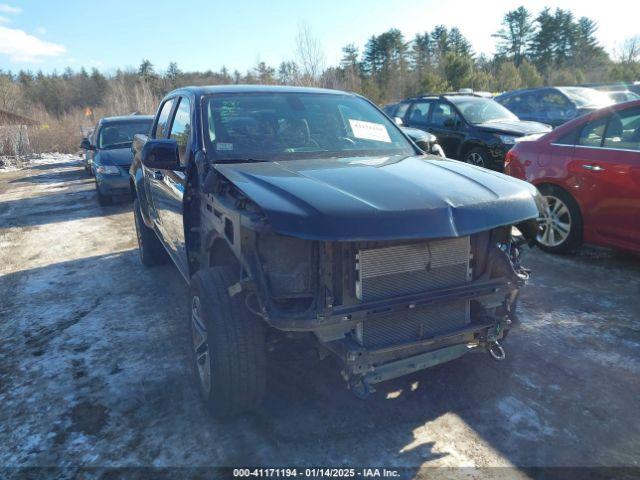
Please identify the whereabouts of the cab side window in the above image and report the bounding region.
[154,99,174,138]
[603,108,640,151]
[169,97,192,164]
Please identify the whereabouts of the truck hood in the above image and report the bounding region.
[215,155,542,241]
[95,147,132,167]
[475,119,552,136]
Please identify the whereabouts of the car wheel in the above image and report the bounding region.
[536,185,583,253]
[464,147,489,168]
[133,198,168,266]
[189,267,267,417]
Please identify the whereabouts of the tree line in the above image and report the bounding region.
[1,5,639,123]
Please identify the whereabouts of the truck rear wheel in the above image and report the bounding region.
[133,198,168,266]
[189,267,267,417]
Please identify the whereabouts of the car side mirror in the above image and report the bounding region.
[443,118,456,128]
[80,138,95,150]
[394,117,404,126]
[140,138,180,170]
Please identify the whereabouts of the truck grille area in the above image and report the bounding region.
[362,300,470,349]
[356,237,471,302]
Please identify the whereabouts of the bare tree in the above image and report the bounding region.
[615,36,640,64]
[295,23,326,87]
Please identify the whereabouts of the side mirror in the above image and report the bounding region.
[394,117,404,126]
[443,118,456,128]
[140,138,180,170]
[80,138,95,150]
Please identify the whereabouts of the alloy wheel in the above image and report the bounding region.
[466,152,485,167]
[190,295,211,394]
[537,195,572,247]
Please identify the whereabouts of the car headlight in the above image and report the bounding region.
[496,134,517,145]
[96,165,121,175]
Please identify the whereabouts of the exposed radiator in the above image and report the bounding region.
[356,236,471,302]
[362,300,470,349]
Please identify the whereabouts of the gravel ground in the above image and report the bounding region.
[1,155,639,479]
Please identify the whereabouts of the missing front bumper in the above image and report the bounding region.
[327,320,509,398]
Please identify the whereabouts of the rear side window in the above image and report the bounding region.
[578,116,608,147]
[154,99,174,138]
[169,97,192,163]
[603,108,640,151]
[407,101,432,125]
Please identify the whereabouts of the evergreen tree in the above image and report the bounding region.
[493,6,535,66]
[531,7,557,83]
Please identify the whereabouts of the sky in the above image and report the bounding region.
[0,0,638,75]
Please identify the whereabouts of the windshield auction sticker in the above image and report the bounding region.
[348,119,391,143]
[216,142,234,151]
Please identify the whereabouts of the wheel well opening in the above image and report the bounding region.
[209,238,240,271]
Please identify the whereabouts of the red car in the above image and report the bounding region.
[505,100,640,254]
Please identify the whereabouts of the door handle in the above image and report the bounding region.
[153,170,164,180]
[581,164,605,172]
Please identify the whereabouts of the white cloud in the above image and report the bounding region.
[0,26,65,62]
[0,4,20,14]
[0,15,9,23]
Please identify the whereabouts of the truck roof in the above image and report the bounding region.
[169,85,351,96]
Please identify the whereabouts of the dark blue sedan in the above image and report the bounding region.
[81,115,154,205]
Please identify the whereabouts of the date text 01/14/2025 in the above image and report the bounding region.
[232,468,401,478]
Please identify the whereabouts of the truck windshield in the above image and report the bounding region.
[203,92,415,161]
[98,121,153,149]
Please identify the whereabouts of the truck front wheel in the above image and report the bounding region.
[189,267,267,417]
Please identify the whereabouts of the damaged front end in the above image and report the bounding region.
[236,220,534,397]
[201,155,541,397]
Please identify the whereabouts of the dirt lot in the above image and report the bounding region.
[1,155,639,478]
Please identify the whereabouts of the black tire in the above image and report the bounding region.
[536,184,583,254]
[96,186,112,206]
[133,198,168,266]
[189,267,267,417]
[464,147,490,169]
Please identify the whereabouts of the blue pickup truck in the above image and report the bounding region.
[130,85,542,417]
